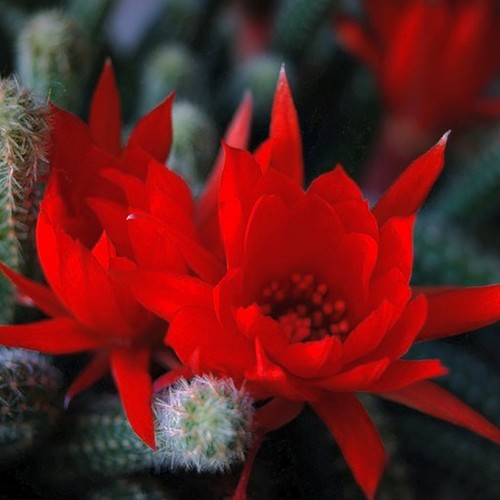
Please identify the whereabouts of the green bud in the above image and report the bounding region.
[139,44,204,114]
[168,101,218,191]
[154,375,254,473]
[16,9,90,110]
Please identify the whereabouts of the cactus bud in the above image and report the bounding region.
[139,44,204,114]
[168,101,218,191]
[154,375,254,473]
[16,10,90,110]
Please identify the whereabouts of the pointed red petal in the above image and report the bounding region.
[366,359,448,392]
[269,67,303,186]
[65,350,110,403]
[126,94,174,164]
[197,92,253,225]
[254,397,304,432]
[110,347,155,448]
[126,213,224,283]
[417,285,500,341]
[0,317,102,354]
[89,60,122,156]
[115,270,212,321]
[372,132,449,225]
[0,262,67,317]
[152,365,194,393]
[218,143,263,267]
[312,394,386,500]
[380,381,500,444]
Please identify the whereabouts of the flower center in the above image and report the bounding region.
[257,273,349,343]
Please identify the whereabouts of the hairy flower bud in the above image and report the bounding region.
[16,10,90,110]
[154,375,254,473]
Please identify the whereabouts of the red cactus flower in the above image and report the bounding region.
[335,0,500,193]
[0,60,255,447]
[123,70,500,498]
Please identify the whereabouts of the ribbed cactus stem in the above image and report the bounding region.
[16,9,90,110]
[154,375,255,473]
[0,347,62,463]
[0,78,50,319]
[37,394,154,496]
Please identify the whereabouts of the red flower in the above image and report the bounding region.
[0,62,201,448]
[335,0,500,192]
[123,70,500,498]
[0,61,255,447]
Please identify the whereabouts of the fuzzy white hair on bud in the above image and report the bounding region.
[153,375,254,473]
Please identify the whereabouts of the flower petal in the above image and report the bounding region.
[89,60,122,156]
[65,350,110,404]
[0,262,67,317]
[372,132,449,225]
[218,143,263,267]
[368,294,427,361]
[115,271,212,321]
[126,212,224,283]
[254,397,304,432]
[417,285,500,341]
[110,347,155,448]
[197,92,253,231]
[0,317,102,354]
[167,305,255,380]
[126,94,174,164]
[269,67,303,186]
[37,208,138,337]
[312,393,386,500]
[379,381,500,444]
[312,358,390,392]
[366,359,448,392]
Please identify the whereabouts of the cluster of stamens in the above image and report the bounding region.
[258,273,349,343]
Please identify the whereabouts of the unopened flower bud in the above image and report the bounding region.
[139,44,204,114]
[16,10,90,110]
[168,101,218,191]
[154,375,254,473]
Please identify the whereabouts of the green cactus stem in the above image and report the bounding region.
[0,347,62,463]
[0,78,50,320]
[412,213,500,286]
